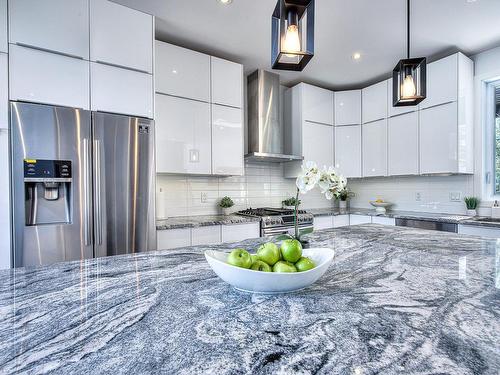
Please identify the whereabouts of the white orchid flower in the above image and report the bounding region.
[296,161,320,194]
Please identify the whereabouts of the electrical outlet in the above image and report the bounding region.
[201,192,208,203]
[449,191,461,202]
[415,192,422,202]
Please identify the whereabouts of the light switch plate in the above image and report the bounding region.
[449,191,461,202]
[415,192,422,202]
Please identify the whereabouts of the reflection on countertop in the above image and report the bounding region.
[0,224,499,374]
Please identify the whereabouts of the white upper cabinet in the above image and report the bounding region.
[334,90,361,126]
[90,62,153,118]
[0,0,7,53]
[303,121,334,170]
[155,41,210,102]
[155,94,211,175]
[420,54,458,109]
[387,78,417,117]
[211,104,243,176]
[9,45,89,109]
[335,125,362,178]
[362,80,387,123]
[90,0,153,73]
[362,119,387,177]
[9,0,89,59]
[0,53,7,128]
[302,83,334,125]
[388,111,418,176]
[211,57,243,108]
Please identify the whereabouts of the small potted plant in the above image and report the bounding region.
[219,196,234,216]
[282,197,301,210]
[338,188,355,210]
[464,196,479,216]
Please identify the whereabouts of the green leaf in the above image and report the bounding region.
[275,234,293,241]
[299,227,314,236]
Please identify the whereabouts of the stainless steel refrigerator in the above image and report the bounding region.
[10,102,156,268]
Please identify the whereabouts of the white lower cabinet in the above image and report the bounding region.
[155,94,211,175]
[349,215,372,225]
[192,226,221,246]
[157,228,191,250]
[313,216,333,231]
[9,45,90,109]
[458,225,500,239]
[388,112,419,175]
[372,217,395,226]
[335,125,362,178]
[0,129,10,269]
[333,215,350,227]
[362,119,387,177]
[211,105,243,176]
[90,62,153,118]
[221,222,260,243]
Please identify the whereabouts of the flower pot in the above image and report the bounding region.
[466,209,477,216]
[339,200,347,210]
[221,207,232,216]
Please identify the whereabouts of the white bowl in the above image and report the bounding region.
[205,248,335,294]
[369,201,393,214]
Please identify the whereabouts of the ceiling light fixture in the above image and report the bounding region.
[271,0,315,71]
[217,0,232,5]
[392,0,426,107]
[352,52,361,60]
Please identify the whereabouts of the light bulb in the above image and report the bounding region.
[401,74,417,98]
[283,24,301,53]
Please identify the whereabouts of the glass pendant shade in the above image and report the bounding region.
[272,0,314,71]
[393,57,426,106]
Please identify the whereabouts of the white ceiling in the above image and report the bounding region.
[113,0,500,90]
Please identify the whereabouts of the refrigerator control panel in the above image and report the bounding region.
[24,159,72,180]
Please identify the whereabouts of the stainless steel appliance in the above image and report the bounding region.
[237,208,314,237]
[10,102,156,267]
[395,218,458,233]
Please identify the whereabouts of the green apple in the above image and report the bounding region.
[256,242,281,266]
[250,260,272,272]
[227,248,252,269]
[272,260,297,273]
[280,239,302,263]
[250,254,259,265]
[295,257,315,272]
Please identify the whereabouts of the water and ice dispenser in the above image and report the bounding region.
[24,159,72,226]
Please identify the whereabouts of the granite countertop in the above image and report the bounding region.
[309,207,473,223]
[156,214,260,230]
[459,217,500,229]
[0,225,499,374]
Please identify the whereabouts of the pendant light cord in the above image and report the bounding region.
[407,0,410,59]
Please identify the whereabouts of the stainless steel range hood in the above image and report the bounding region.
[246,70,302,162]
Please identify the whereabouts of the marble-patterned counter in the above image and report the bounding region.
[156,214,260,230]
[460,217,500,229]
[309,207,472,223]
[0,225,499,374]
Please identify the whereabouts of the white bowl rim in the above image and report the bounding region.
[205,248,334,276]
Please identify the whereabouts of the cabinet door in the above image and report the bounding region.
[302,84,334,125]
[313,216,333,231]
[192,226,221,246]
[458,225,500,239]
[157,228,191,250]
[0,52,6,129]
[387,78,417,117]
[363,119,387,177]
[221,223,260,243]
[212,105,243,176]
[362,80,387,123]
[333,215,350,227]
[334,90,361,126]
[420,54,457,109]
[335,125,361,178]
[372,217,395,226]
[9,45,90,109]
[388,112,418,176]
[0,0,7,53]
[90,62,153,118]
[303,121,334,170]
[350,215,372,225]
[90,0,153,73]
[420,102,458,174]
[155,41,210,102]
[211,57,242,108]
[155,94,211,175]
[0,129,10,269]
[9,0,89,59]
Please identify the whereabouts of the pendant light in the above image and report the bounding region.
[392,0,426,106]
[271,0,314,71]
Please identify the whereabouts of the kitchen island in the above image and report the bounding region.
[0,225,498,374]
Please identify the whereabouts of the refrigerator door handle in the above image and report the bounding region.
[94,139,103,245]
[83,138,92,246]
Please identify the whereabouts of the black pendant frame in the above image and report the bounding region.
[271,0,314,71]
[392,57,426,106]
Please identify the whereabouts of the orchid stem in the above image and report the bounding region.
[294,188,300,239]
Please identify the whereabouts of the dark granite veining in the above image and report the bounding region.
[0,225,499,374]
[460,217,500,229]
[156,214,260,230]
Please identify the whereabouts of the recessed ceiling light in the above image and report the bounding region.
[352,52,361,60]
[466,0,477,3]
[218,0,233,4]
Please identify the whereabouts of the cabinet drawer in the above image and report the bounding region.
[211,57,243,108]
[9,0,89,59]
[90,62,153,118]
[313,216,333,231]
[349,215,372,225]
[221,223,260,243]
[333,215,350,227]
[192,226,221,246]
[372,217,395,226]
[157,228,191,250]
[9,45,90,109]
